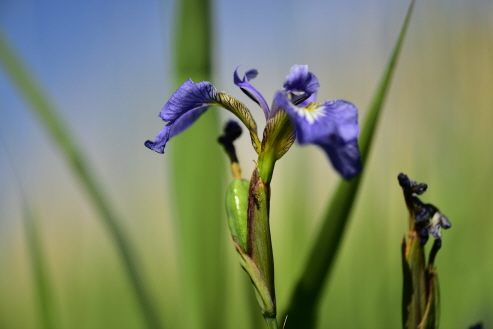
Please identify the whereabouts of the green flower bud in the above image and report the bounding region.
[225,178,249,250]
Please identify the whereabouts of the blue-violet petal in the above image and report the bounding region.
[145,107,209,154]
[275,91,362,179]
[283,65,320,96]
[159,79,216,122]
[234,66,270,118]
[145,79,215,153]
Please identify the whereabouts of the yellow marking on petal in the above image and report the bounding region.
[295,102,325,125]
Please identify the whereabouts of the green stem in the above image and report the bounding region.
[248,167,276,315]
[264,316,279,329]
[258,151,277,184]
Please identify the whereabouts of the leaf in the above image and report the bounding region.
[282,1,417,327]
[418,267,439,329]
[233,238,275,317]
[404,233,428,329]
[167,0,229,328]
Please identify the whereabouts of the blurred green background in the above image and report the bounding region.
[1,0,492,328]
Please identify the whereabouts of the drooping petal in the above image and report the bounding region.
[275,91,362,179]
[144,79,214,154]
[322,140,362,180]
[145,78,261,154]
[165,77,260,149]
[159,79,216,122]
[234,66,270,118]
[145,107,208,153]
[283,65,320,104]
[168,107,209,138]
[144,125,171,154]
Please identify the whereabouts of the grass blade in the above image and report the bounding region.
[1,137,58,329]
[282,1,416,327]
[0,31,164,329]
[21,204,58,329]
[166,0,227,328]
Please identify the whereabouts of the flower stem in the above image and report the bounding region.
[248,167,276,311]
[264,316,279,329]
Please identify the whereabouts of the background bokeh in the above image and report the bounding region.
[1,0,492,328]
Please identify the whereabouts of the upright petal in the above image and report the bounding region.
[275,91,362,179]
[283,65,320,105]
[234,66,270,118]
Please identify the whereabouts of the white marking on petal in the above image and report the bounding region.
[293,102,325,125]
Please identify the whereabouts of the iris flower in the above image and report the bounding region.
[145,65,362,180]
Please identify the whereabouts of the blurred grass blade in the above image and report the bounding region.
[1,137,58,329]
[0,31,164,329]
[283,1,416,327]
[168,0,227,328]
[21,203,58,329]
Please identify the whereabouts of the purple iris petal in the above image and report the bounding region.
[322,140,362,180]
[144,125,171,154]
[159,79,216,122]
[283,65,320,96]
[275,91,362,179]
[145,107,209,154]
[145,79,215,153]
[234,66,270,118]
[297,92,317,108]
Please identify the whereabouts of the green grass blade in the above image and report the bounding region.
[1,138,58,329]
[167,0,227,328]
[282,1,416,327]
[0,31,164,329]
[21,204,58,329]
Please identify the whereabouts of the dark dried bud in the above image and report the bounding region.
[218,120,243,165]
[397,173,451,247]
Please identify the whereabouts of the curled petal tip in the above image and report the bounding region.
[283,64,320,95]
[144,140,165,154]
[144,124,171,154]
[234,65,270,118]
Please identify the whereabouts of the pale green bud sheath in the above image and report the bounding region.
[258,109,295,183]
